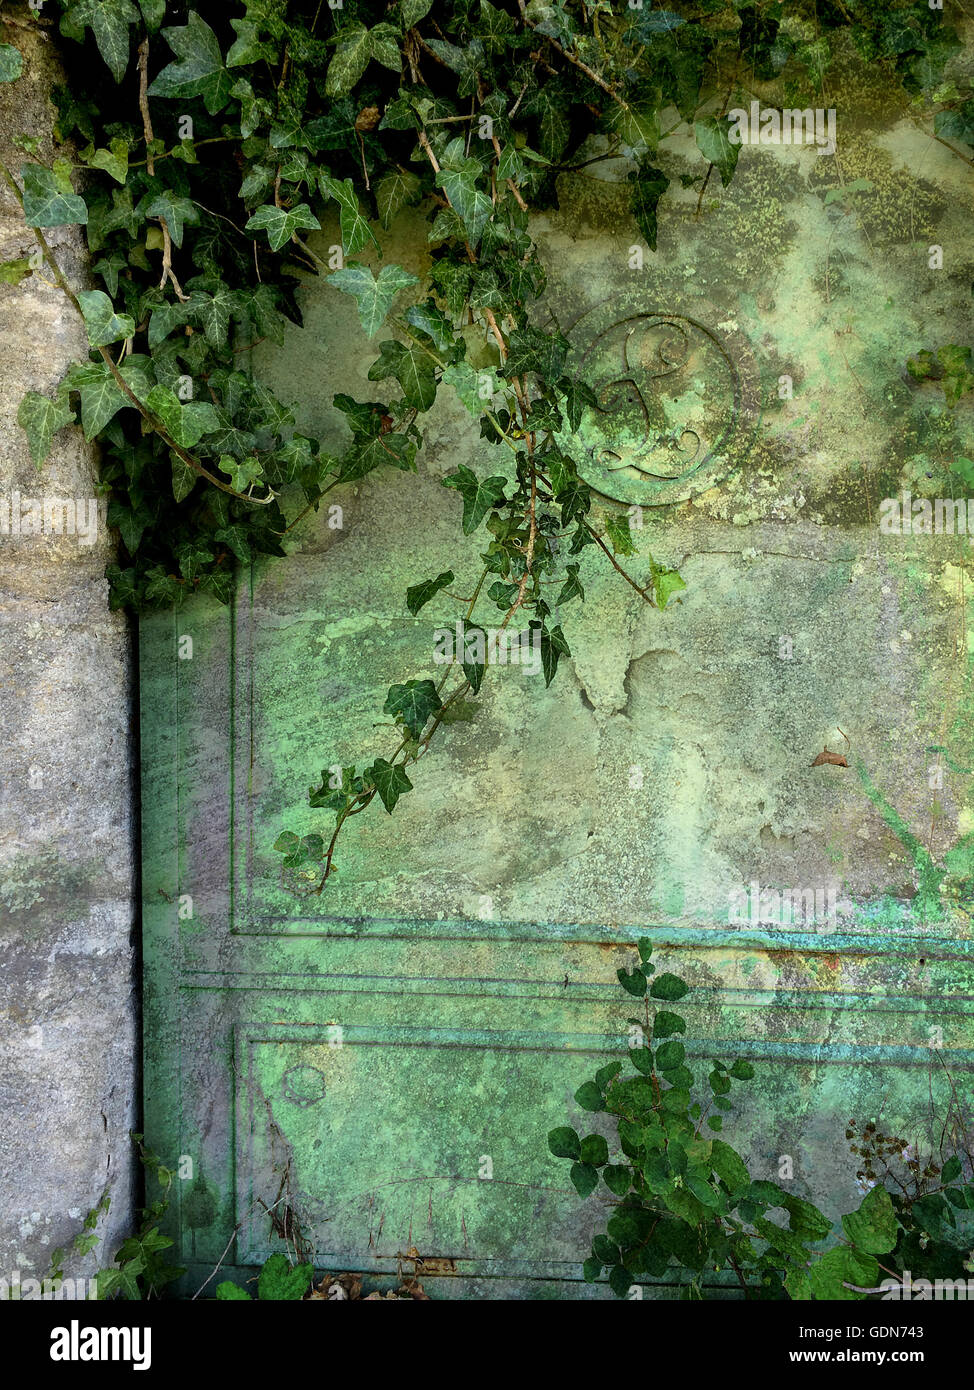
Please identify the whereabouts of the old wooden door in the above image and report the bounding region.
[142,179,974,1297]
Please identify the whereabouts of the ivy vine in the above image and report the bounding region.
[2,0,971,887]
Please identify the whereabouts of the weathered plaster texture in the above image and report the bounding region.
[0,14,136,1281]
[135,35,973,1293]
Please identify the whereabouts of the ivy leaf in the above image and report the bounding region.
[504,324,570,382]
[245,202,321,253]
[145,385,220,449]
[62,356,151,438]
[443,361,493,415]
[366,756,413,813]
[186,283,240,350]
[78,288,135,348]
[368,340,436,411]
[525,80,571,162]
[85,184,140,249]
[328,262,418,338]
[108,498,152,554]
[442,464,507,534]
[437,142,493,246]
[215,1281,251,1301]
[478,0,516,50]
[558,377,597,432]
[459,622,486,693]
[147,298,192,349]
[88,137,129,184]
[227,17,280,68]
[650,972,689,1001]
[554,475,590,528]
[143,192,199,249]
[325,22,371,97]
[369,22,403,73]
[570,1162,599,1198]
[93,250,126,295]
[91,0,139,82]
[651,560,686,609]
[257,1253,313,1301]
[629,9,685,37]
[319,174,380,256]
[653,1010,686,1037]
[406,570,454,615]
[104,565,139,610]
[171,455,197,502]
[935,104,974,149]
[218,454,263,492]
[334,393,390,439]
[0,257,30,285]
[605,514,636,556]
[383,679,442,737]
[401,0,434,28]
[20,164,88,227]
[405,301,457,355]
[137,0,166,31]
[841,1184,897,1255]
[375,168,422,230]
[538,622,570,687]
[808,1246,877,1301]
[175,536,214,581]
[629,164,669,250]
[148,13,233,115]
[18,390,75,467]
[617,965,647,997]
[694,116,740,187]
[238,283,287,345]
[547,1126,580,1159]
[555,562,584,608]
[0,43,24,83]
[424,36,485,97]
[343,432,416,479]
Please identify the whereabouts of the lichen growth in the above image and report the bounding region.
[807,139,942,246]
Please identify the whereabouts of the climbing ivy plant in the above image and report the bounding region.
[2,0,971,884]
[549,942,974,1299]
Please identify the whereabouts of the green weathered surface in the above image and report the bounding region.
[142,52,974,1297]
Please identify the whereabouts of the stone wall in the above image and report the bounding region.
[0,11,136,1285]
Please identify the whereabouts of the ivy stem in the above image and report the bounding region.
[126,138,235,170]
[311,558,498,893]
[534,462,656,606]
[137,39,155,177]
[291,234,330,273]
[586,525,656,606]
[517,0,630,114]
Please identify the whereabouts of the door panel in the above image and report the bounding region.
[142,194,974,1295]
[141,584,974,1294]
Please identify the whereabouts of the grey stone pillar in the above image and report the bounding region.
[0,9,136,1287]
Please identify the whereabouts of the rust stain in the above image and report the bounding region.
[413,1255,459,1276]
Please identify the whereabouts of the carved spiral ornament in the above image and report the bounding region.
[555,300,763,507]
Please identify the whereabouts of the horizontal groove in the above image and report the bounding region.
[233,1023,974,1067]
